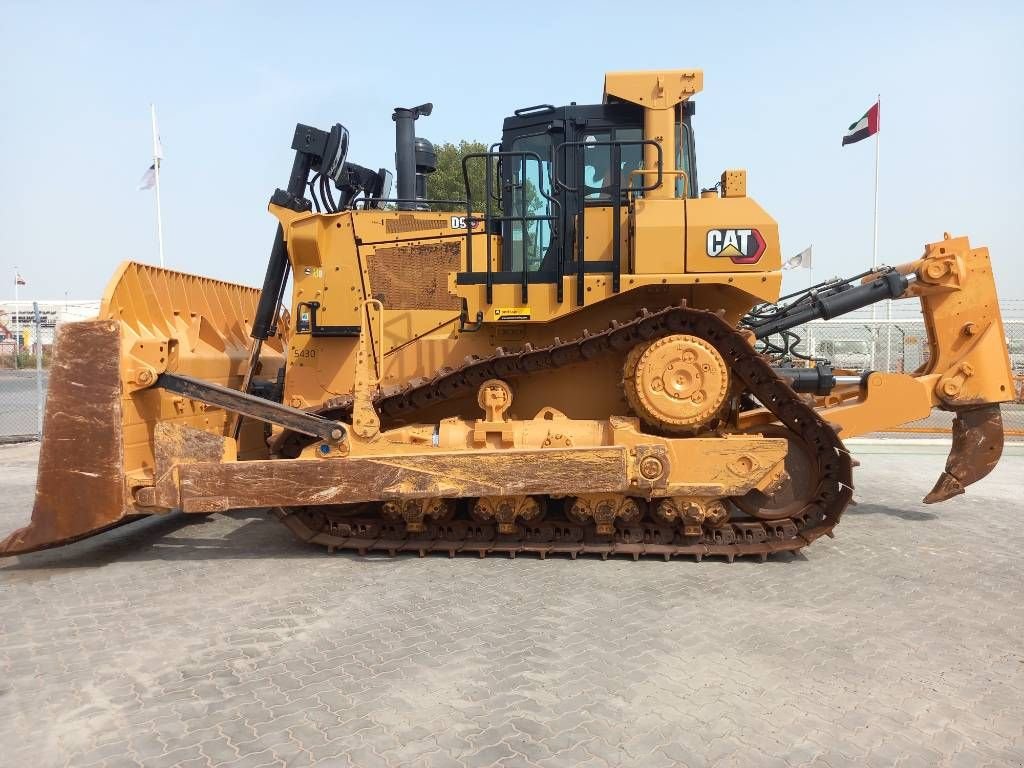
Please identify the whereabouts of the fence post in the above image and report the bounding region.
[32,301,43,438]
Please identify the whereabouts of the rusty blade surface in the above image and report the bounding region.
[0,320,132,556]
[923,404,1004,504]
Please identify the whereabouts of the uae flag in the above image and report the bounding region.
[842,101,880,146]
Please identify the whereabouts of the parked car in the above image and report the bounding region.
[816,338,872,370]
[1008,338,1024,373]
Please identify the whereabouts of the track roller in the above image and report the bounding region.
[381,498,453,533]
[568,494,642,535]
[471,495,545,534]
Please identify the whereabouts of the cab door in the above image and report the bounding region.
[500,125,561,279]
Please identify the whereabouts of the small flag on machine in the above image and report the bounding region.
[15,272,26,286]
[784,246,812,270]
[842,101,880,146]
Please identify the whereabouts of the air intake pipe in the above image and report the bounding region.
[414,137,437,204]
[393,103,433,210]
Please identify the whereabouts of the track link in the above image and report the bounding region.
[276,509,812,562]
[273,303,854,560]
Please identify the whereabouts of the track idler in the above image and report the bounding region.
[923,404,1004,504]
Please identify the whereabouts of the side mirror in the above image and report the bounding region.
[370,169,393,209]
[321,124,350,185]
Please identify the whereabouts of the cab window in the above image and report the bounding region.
[507,132,554,272]
[675,105,698,198]
[582,128,643,201]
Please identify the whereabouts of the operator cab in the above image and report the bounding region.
[458,99,698,304]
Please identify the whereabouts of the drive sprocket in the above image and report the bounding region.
[623,334,730,433]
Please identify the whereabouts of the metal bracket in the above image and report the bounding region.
[351,299,384,439]
[459,299,484,333]
[155,372,346,443]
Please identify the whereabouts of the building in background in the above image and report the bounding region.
[0,301,101,349]
[0,319,14,357]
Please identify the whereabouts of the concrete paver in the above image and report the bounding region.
[1,441,1022,767]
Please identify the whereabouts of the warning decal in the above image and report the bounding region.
[493,306,532,321]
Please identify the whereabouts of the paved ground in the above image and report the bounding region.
[0,442,1022,768]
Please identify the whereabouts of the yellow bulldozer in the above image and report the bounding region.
[2,69,1015,560]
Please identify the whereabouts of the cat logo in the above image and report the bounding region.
[705,228,766,264]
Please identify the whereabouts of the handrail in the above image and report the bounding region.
[351,197,467,210]
[625,168,689,201]
[552,139,664,194]
[460,150,561,304]
[514,104,555,117]
[552,139,663,305]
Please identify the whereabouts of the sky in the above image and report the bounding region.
[1,0,1022,301]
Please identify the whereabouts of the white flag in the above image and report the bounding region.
[138,163,157,190]
[784,246,812,270]
[139,104,164,190]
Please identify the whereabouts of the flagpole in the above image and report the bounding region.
[808,244,813,294]
[873,94,891,370]
[870,94,880,330]
[13,267,20,369]
[868,94,884,374]
[150,103,164,268]
[872,95,880,273]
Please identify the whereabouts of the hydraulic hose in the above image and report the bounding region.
[751,270,909,340]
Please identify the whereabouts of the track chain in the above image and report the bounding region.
[274,303,854,560]
[275,510,812,562]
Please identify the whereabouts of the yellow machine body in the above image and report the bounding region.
[1,70,1014,559]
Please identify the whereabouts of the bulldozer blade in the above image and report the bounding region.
[0,262,284,557]
[923,404,1004,504]
[0,319,134,555]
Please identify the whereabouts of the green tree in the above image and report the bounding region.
[426,139,548,269]
[426,140,493,212]
[426,139,542,215]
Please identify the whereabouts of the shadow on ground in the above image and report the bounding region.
[844,502,938,522]
[0,511,320,571]
[1,508,816,571]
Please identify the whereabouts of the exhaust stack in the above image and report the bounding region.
[393,103,433,210]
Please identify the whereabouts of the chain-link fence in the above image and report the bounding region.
[788,312,1024,439]
[0,302,48,442]
[1,300,97,442]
